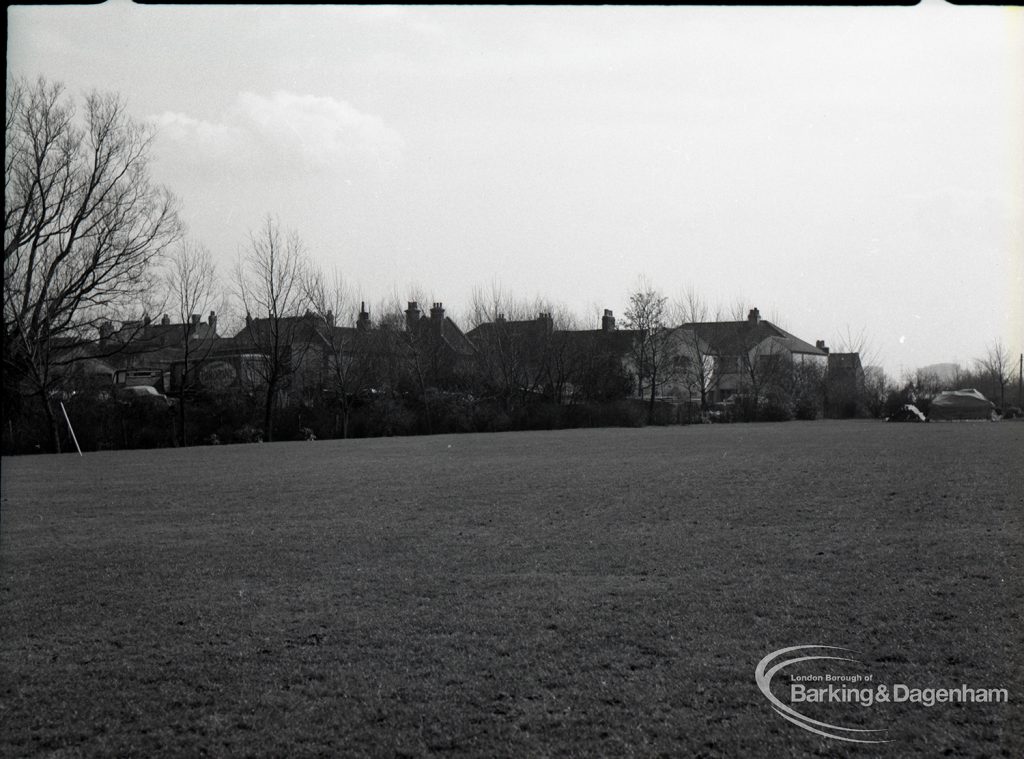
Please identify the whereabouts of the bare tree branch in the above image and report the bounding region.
[975,339,1011,408]
[623,276,673,419]
[164,237,219,444]
[233,215,310,442]
[4,76,181,451]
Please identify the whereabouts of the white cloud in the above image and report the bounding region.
[151,90,404,178]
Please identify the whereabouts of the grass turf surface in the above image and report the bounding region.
[1,421,1022,757]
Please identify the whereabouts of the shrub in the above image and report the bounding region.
[794,395,819,421]
[234,424,264,443]
[757,390,793,422]
[647,402,683,426]
[349,396,417,438]
[520,402,568,431]
[420,391,477,434]
[597,400,648,428]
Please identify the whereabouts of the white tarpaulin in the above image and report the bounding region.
[928,389,995,421]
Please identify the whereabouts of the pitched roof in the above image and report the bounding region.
[466,317,550,343]
[466,317,555,359]
[683,319,826,357]
[113,318,218,345]
[410,315,476,356]
[558,328,638,355]
[232,313,332,348]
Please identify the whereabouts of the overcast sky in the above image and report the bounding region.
[8,2,1023,377]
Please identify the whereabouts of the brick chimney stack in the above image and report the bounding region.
[357,302,370,330]
[405,301,421,331]
[748,308,760,324]
[601,309,616,332]
[430,303,445,336]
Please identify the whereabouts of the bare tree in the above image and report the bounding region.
[366,296,411,392]
[946,362,968,389]
[164,237,219,445]
[738,346,789,418]
[818,325,876,418]
[674,287,720,411]
[623,278,674,419]
[975,339,1012,409]
[363,296,432,435]
[4,76,180,451]
[538,305,586,405]
[305,265,375,438]
[723,302,794,419]
[862,365,893,419]
[833,325,879,367]
[467,284,542,410]
[234,216,309,442]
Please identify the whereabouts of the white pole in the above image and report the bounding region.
[59,401,83,456]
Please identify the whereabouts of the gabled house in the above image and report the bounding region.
[651,326,716,405]
[465,311,559,400]
[221,310,336,403]
[202,301,477,404]
[171,309,365,406]
[467,308,638,404]
[400,301,477,388]
[682,308,828,404]
[564,310,646,402]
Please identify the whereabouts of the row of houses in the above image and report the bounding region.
[85,300,863,413]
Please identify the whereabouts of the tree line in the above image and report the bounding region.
[5,76,1021,453]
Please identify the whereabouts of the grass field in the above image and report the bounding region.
[2,421,1022,757]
